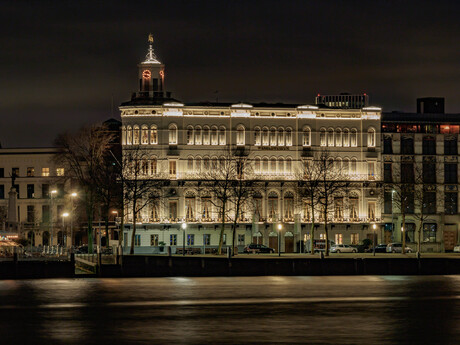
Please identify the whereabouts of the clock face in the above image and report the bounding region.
[142,70,151,79]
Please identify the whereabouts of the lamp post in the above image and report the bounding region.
[50,190,57,248]
[62,212,69,247]
[372,224,377,256]
[181,222,187,256]
[277,223,282,257]
[401,226,404,254]
[70,192,77,249]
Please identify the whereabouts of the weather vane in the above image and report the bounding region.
[148,33,154,44]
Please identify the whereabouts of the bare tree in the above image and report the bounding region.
[122,146,163,255]
[54,125,115,254]
[315,150,351,256]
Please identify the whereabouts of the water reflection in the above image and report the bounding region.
[0,276,459,344]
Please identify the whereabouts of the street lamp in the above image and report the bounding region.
[277,223,282,257]
[372,224,377,256]
[70,192,77,249]
[50,190,57,248]
[112,210,118,220]
[181,222,187,256]
[62,212,69,247]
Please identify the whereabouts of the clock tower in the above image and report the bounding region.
[138,34,165,97]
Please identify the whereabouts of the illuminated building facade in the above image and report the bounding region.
[381,111,460,252]
[120,40,383,253]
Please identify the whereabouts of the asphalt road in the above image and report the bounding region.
[1,275,460,344]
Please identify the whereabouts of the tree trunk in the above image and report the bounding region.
[130,203,137,255]
[402,213,406,254]
[324,209,329,257]
[310,202,315,255]
[232,201,241,257]
[217,202,226,255]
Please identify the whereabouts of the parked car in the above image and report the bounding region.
[453,245,460,253]
[244,244,275,254]
[305,239,335,253]
[386,243,412,253]
[374,244,388,253]
[330,244,357,253]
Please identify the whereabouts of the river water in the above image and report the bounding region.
[1,275,459,344]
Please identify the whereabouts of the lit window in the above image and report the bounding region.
[342,129,349,147]
[27,167,35,177]
[219,126,226,145]
[150,158,157,175]
[285,128,292,146]
[203,126,210,145]
[254,127,261,146]
[42,168,50,177]
[335,128,342,147]
[262,127,269,146]
[368,127,376,147]
[320,128,326,146]
[254,157,261,173]
[211,126,218,145]
[127,126,132,145]
[150,125,158,144]
[195,126,202,145]
[186,126,194,145]
[133,125,140,145]
[170,234,177,246]
[56,168,64,176]
[169,124,177,145]
[236,125,245,146]
[278,128,284,146]
[351,128,358,147]
[328,128,334,147]
[351,233,359,245]
[141,125,148,144]
[303,127,311,147]
[335,233,343,245]
[270,128,276,146]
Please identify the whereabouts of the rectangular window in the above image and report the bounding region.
[368,202,376,221]
[169,161,177,179]
[150,234,159,246]
[0,185,4,199]
[56,168,65,176]
[187,234,195,245]
[42,205,50,223]
[423,223,437,243]
[444,137,458,155]
[350,233,359,245]
[423,163,436,184]
[203,234,211,245]
[12,167,19,177]
[0,168,4,178]
[335,233,343,245]
[401,163,414,183]
[170,234,177,246]
[423,192,436,214]
[42,168,50,177]
[404,191,415,214]
[134,234,141,246]
[27,167,35,177]
[445,192,458,215]
[27,205,35,223]
[57,183,65,197]
[401,137,414,154]
[384,163,392,183]
[368,162,375,180]
[42,184,49,198]
[383,136,393,154]
[168,201,177,220]
[444,163,457,184]
[422,137,436,155]
[384,191,392,214]
[27,184,34,199]
[238,234,245,245]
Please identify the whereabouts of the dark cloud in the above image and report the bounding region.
[0,0,459,147]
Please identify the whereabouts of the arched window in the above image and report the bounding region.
[270,127,277,146]
[203,156,210,171]
[368,127,376,147]
[186,126,194,145]
[335,157,342,172]
[133,125,140,145]
[211,126,218,145]
[335,128,342,147]
[342,158,349,175]
[185,192,196,220]
[211,157,218,170]
[343,128,349,147]
[195,157,201,172]
[351,158,357,174]
[320,128,326,146]
[303,127,311,147]
[150,157,157,175]
[262,157,269,174]
[122,126,127,145]
[141,159,148,175]
[187,157,194,171]
[270,157,277,174]
[327,128,334,147]
[194,126,202,145]
[168,124,177,145]
[127,126,132,145]
[278,157,285,174]
[236,125,245,146]
[278,128,284,146]
[203,126,210,145]
[351,128,358,147]
[219,126,226,145]
[254,127,261,146]
[150,125,158,144]
[284,191,294,220]
[262,127,269,146]
[254,157,261,173]
[286,157,292,174]
[349,193,359,220]
[141,125,148,144]
[268,191,279,219]
[286,128,292,146]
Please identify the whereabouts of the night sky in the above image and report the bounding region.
[1,0,459,147]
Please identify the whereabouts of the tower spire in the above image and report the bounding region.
[143,33,160,64]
